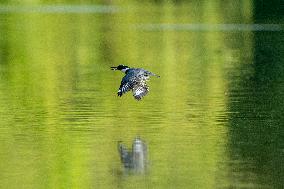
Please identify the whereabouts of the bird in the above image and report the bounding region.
[111,65,160,100]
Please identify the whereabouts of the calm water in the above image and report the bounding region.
[0,2,283,189]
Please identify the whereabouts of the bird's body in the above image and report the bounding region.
[111,65,159,100]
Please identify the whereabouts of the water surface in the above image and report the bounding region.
[0,2,283,189]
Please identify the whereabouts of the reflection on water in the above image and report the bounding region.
[134,23,283,31]
[0,5,121,14]
[118,137,148,173]
[0,1,283,189]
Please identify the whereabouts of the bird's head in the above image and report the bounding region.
[111,65,130,73]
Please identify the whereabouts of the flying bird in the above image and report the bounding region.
[111,65,160,100]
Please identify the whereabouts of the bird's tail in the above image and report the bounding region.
[149,72,160,78]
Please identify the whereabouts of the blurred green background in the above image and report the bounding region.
[0,1,283,189]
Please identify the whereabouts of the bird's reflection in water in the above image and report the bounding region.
[118,137,148,174]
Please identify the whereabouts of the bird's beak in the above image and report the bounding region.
[111,66,118,70]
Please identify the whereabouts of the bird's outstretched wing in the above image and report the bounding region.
[117,73,139,97]
[117,72,149,100]
[132,83,149,100]
[117,82,133,97]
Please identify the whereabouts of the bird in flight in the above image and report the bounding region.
[111,65,160,100]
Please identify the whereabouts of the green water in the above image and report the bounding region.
[0,2,283,189]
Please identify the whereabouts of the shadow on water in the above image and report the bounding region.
[253,0,284,22]
[118,137,148,174]
[227,23,284,189]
